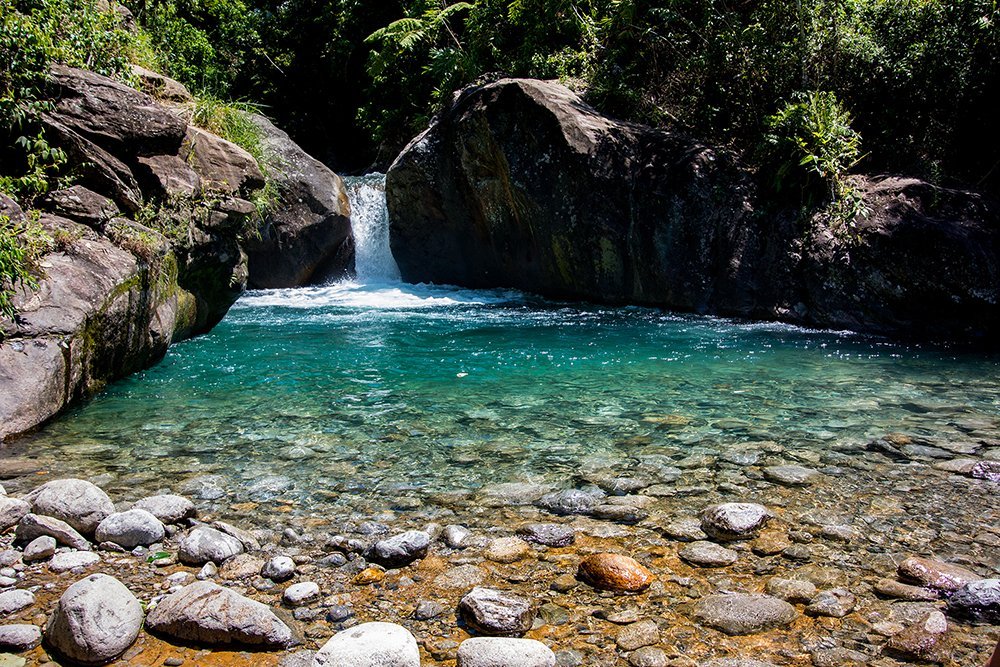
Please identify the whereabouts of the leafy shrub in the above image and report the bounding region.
[0,213,51,322]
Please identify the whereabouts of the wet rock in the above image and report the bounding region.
[763,465,820,486]
[765,577,816,603]
[518,523,576,547]
[369,530,431,567]
[661,517,708,542]
[679,541,738,568]
[577,553,653,593]
[15,513,90,551]
[23,478,114,535]
[313,622,419,667]
[0,624,42,652]
[700,503,772,541]
[750,531,791,556]
[219,554,266,580]
[693,593,797,635]
[262,556,296,582]
[459,587,535,636]
[886,610,949,663]
[897,556,982,593]
[178,526,245,565]
[946,579,1000,623]
[538,488,604,515]
[699,661,777,667]
[132,495,196,524]
[0,590,34,616]
[874,578,938,601]
[180,476,227,501]
[484,537,531,563]
[444,524,471,548]
[596,477,651,496]
[46,573,143,665]
[22,536,56,562]
[146,581,297,648]
[592,504,648,524]
[434,564,487,589]
[414,600,447,620]
[479,483,552,507]
[781,544,812,561]
[616,619,660,650]
[806,588,857,617]
[0,498,30,532]
[283,582,320,607]
[970,460,1000,482]
[49,551,101,573]
[94,509,165,549]
[457,637,556,667]
[629,646,668,667]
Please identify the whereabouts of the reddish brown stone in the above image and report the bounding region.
[577,553,653,593]
[897,556,982,593]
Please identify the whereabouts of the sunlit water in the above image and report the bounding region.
[14,176,1000,522]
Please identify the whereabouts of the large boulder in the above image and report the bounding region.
[244,115,354,288]
[313,622,420,667]
[24,478,114,535]
[45,574,143,665]
[146,581,298,648]
[386,78,999,342]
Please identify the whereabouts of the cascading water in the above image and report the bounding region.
[344,173,401,283]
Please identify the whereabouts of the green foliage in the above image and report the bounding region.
[0,212,51,323]
[189,94,267,165]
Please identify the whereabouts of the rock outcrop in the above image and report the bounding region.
[0,65,354,440]
[386,78,999,342]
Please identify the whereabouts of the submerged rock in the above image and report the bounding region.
[146,581,297,648]
[517,523,575,547]
[313,622,419,667]
[897,556,982,593]
[700,503,773,541]
[885,610,950,663]
[693,593,797,635]
[456,637,556,667]
[46,574,143,665]
[679,541,738,568]
[576,553,653,593]
[459,587,535,636]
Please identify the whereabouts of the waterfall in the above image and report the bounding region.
[344,173,401,282]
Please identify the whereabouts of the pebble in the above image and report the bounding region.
[660,517,707,542]
[0,624,42,652]
[434,564,487,589]
[414,600,447,620]
[700,503,772,541]
[765,577,816,603]
[21,536,56,562]
[443,525,471,548]
[537,488,604,516]
[874,578,938,601]
[678,541,738,567]
[576,553,653,593]
[459,587,535,636]
[517,523,575,547]
[262,556,296,582]
[370,531,431,567]
[456,637,555,667]
[615,619,660,650]
[693,593,797,635]
[628,646,668,667]
[46,573,143,664]
[484,537,531,563]
[886,610,949,663]
[806,588,857,617]
[49,551,101,573]
[313,622,420,667]
[283,581,320,606]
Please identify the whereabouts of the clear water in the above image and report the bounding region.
[14,176,1000,521]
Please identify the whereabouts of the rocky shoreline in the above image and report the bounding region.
[1,426,998,666]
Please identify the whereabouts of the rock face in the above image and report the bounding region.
[146,581,297,648]
[244,115,354,288]
[0,65,354,441]
[46,574,143,665]
[386,78,999,343]
[313,622,420,667]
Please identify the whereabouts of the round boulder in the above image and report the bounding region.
[46,574,143,664]
[178,525,245,565]
[370,530,431,567]
[700,503,773,541]
[313,621,420,667]
[131,494,196,524]
[95,509,165,549]
[262,555,296,582]
[577,553,653,593]
[693,593,797,635]
[457,637,556,667]
[24,479,114,535]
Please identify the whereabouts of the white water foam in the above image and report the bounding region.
[344,173,401,282]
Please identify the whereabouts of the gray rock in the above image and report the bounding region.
[22,536,57,562]
[970,460,1000,482]
[629,647,668,667]
[0,624,42,652]
[49,551,101,573]
[700,503,773,541]
[763,465,821,486]
[616,619,660,650]
[537,488,604,516]
[283,582,320,606]
[46,573,142,664]
[0,497,30,532]
[661,517,708,541]
[219,553,266,580]
[15,513,90,550]
[23,478,114,535]
[94,509,165,549]
[693,593,798,635]
[131,494,196,524]
[459,587,534,637]
[414,600,447,620]
[262,556,296,582]
[178,525,245,565]
[806,588,857,618]
[211,521,261,551]
[765,577,816,603]
[313,621,420,667]
[679,541,738,567]
[946,578,1000,623]
[457,637,556,667]
[146,581,297,648]
[0,590,34,616]
[443,524,471,548]
[434,564,487,589]
[484,537,531,563]
[517,523,575,547]
[370,531,431,567]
